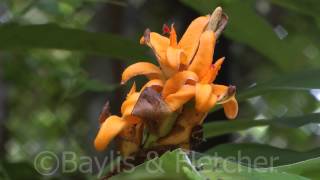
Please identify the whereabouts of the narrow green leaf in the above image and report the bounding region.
[273,157,320,179]
[238,69,320,101]
[0,23,147,60]
[206,143,320,167]
[204,113,320,138]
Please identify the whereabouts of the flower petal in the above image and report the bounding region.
[121,92,140,116]
[195,83,212,112]
[162,71,198,98]
[121,62,164,84]
[166,47,186,72]
[165,85,195,111]
[223,97,238,119]
[141,79,164,93]
[211,84,228,101]
[94,116,128,151]
[200,57,224,83]
[212,85,236,104]
[188,31,216,79]
[140,30,169,66]
[178,16,210,65]
[170,24,178,47]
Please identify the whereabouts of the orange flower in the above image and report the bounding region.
[94,7,238,155]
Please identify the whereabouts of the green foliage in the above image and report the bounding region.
[206,143,320,166]
[0,23,146,61]
[204,113,320,138]
[113,149,316,180]
[238,69,320,101]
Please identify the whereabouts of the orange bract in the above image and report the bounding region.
[188,31,216,79]
[121,62,164,84]
[179,16,210,65]
[94,7,238,153]
[94,116,128,151]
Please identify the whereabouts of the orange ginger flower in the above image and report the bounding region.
[94,7,238,156]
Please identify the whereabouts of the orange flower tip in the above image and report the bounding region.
[162,24,170,35]
[228,85,236,96]
[219,57,226,62]
[94,140,104,152]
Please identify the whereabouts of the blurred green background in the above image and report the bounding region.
[0,0,319,179]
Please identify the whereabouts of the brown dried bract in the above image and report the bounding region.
[98,101,111,125]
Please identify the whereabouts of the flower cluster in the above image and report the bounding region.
[94,7,238,157]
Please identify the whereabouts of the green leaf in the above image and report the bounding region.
[179,0,311,71]
[0,23,147,60]
[110,149,201,180]
[206,143,320,167]
[204,113,320,138]
[111,149,310,180]
[273,157,320,179]
[238,69,320,101]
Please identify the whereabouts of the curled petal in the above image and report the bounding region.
[178,16,210,65]
[162,71,198,98]
[212,85,236,104]
[121,92,140,116]
[94,116,128,151]
[165,85,195,112]
[166,47,186,71]
[200,57,224,83]
[188,31,216,79]
[223,97,238,119]
[121,62,164,84]
[195,83,212,112]
[211,84,228,101]
[141,79,164,93]
[140,30,169,65]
